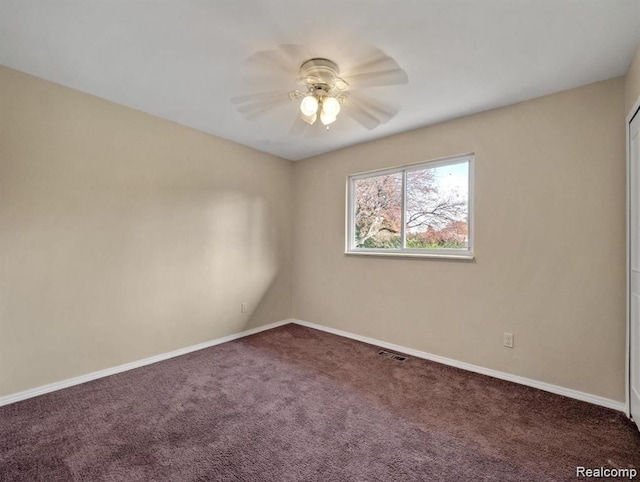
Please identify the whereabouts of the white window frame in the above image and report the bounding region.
[345,153,474,259]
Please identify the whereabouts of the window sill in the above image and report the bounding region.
[344,250,475,261]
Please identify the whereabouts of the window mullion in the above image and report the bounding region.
[347,178,354,250]
[401,169,407,249]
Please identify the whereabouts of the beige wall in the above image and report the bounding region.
[0,64,629,403]
[625,43,640,114]
[292,77,626,401]
[0,66,293,397]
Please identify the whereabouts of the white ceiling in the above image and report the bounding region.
[1,1,639,161]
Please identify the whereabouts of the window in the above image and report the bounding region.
[346,154,473,258]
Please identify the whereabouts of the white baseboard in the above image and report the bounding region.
[292,319,626,412]
[0,318,293,408]
[2,317,626,413]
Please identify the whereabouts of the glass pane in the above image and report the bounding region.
[405,161,469,250]
[354,172,402,248]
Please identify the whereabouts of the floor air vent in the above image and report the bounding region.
[378,350,408,362]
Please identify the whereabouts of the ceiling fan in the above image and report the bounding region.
[231,45,409,134]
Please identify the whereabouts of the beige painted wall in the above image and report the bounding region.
[292,77,626,401]
[0,64,629,403]
[625,43,640,114]
[0,66,293,397]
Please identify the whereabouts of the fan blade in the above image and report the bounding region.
[342,48,409,88]
[245,44,309,78]
[343,68,408,88]
[278,44,309,66]
[243,101,291,119]
[290,115,325,138]
[344,94,399,130]
[343,105,380,130]
[290,116,305,136]
[231,90,288,106]
[346,51,402,76]
[231,90,292,119]
[246,50,292,76]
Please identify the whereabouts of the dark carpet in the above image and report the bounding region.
[1,324,639,481]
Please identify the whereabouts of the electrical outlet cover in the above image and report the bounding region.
[503,332,514,348]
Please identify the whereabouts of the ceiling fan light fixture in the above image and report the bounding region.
[321,97,341,118]
[320,110,337,126]
[301,112,317,125]
[300,95,319,116]
[234,48,408,136]
[334,79,348,91]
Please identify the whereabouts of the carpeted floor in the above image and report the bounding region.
[1,324,639,481]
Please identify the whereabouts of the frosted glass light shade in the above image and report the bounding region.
[300,95,319,116]
[301,112,317,125]
[320,111,337,126]
[322,97,341,117]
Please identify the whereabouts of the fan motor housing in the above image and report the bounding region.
[299,58,348,92]
[299,58,340,76]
